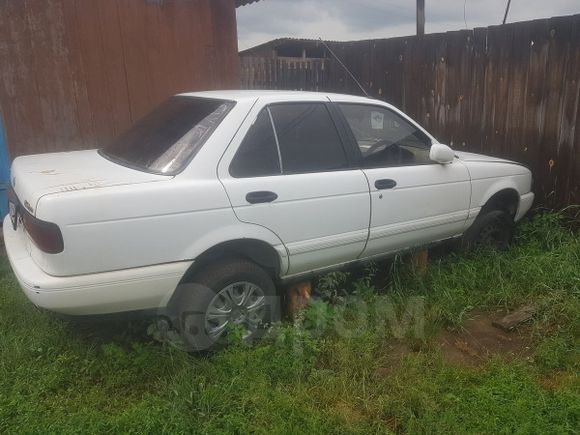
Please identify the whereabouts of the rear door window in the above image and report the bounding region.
[269,103,348,174]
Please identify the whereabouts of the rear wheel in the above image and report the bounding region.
[462,209,514,250]
[169,258,280,351]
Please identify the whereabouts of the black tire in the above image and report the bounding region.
[168,258,280,352]
[462,209,514,251]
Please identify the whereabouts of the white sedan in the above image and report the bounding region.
[4,90,534,349]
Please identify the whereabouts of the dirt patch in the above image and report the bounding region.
[436,310,534,367]
[375,310,535,374]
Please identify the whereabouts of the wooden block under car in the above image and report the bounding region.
[286,281,312,320]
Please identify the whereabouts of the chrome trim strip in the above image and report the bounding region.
[266,107,284,174]
[370,210,469,241]
[286,229,369,255]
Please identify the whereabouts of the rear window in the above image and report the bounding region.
[100,96,234,175]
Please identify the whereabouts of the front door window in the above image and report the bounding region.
[338,104,433,168]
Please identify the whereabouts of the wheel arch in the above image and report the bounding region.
[162,237,286,317]
[480,187,520,218]
[179,238,285,285]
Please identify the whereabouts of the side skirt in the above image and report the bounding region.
[278,235,462,285]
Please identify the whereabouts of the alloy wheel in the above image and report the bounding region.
[205,281,267,341]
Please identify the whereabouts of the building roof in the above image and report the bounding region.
[239,37,338,56]
[235,0,262,7]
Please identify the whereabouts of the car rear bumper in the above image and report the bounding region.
[516,192,534,221]
[3,215,191,315]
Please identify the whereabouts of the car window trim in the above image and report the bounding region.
[325,102,361,166]
[333,101,437,169]
[228,101,364,179]
[266,106,284,174]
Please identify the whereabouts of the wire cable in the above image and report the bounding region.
[502,0,512,24]
[318,37,370,98]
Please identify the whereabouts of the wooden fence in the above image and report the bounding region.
[241,15,580,209]
[0,0,240,158]
[241,57,328,91]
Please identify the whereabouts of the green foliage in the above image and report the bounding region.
[0,212,578,434]
[515,210,575,250]
[301,298,336,335]
[315,270,350,303]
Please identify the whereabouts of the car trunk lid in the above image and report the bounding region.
[10,150,170,214]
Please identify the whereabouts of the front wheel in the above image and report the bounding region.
[168,258,280,352]
[462,209,514,250]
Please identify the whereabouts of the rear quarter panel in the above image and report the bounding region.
[35,179,232,275]
[35,179,288,277]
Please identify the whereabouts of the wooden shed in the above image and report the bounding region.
[0,0,260,159]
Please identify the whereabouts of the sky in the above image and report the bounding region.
[236,0,580,51]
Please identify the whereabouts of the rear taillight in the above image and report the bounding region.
[8,186,64,253]
[21,209,64,254]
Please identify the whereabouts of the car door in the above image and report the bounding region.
[335,102,471,258]
[218,97,371,276]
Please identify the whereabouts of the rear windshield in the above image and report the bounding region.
[99,96,234,175]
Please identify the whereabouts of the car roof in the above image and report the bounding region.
[177,89,386,105]
[178,89,437,145]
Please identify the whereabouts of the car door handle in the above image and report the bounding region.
[246,191,278,204]
[374,179,397,190]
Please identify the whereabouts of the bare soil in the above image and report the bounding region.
[376,310,534,374]
[436,310,534,366]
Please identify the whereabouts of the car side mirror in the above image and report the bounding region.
[430,144,455,164]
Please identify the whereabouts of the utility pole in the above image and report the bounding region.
[417,0,425,35]
[412,0,428,274]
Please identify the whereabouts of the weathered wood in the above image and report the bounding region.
[0,0,239,158]
[241,14,580,209]
[492,305,537,331]
[286,281,312,320]
[411,249,429,275]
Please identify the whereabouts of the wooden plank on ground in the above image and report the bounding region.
[492,305,537,331]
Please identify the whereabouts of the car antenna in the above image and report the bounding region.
[318,37,370,98]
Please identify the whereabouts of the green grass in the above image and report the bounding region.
[0,212,578,434]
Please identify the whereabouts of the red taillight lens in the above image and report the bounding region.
[21,211,64,254]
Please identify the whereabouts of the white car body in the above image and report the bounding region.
[4,90,534,316]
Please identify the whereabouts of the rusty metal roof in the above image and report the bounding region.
[235,0,262,7]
